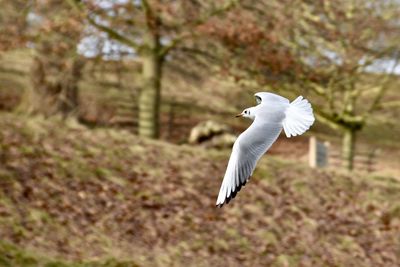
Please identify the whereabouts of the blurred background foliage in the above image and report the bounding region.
[0,0,399,266]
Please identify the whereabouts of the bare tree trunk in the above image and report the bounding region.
[138,28,162,138]
[342,128,356,171]
[21,56,62,116]
[18,57,43,115]
[21,54,84,118]
[60,58,84,118]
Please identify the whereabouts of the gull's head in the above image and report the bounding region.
[236,107,256,120]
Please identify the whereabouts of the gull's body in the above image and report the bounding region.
[216,92,315,207]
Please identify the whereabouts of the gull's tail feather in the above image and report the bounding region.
[282,96,315,138]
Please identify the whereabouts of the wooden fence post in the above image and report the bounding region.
[309,136,329,168]
[366,149,378,173]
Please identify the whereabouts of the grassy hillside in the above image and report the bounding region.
[0,113,399,267]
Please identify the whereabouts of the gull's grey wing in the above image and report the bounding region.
[216,119,283,207]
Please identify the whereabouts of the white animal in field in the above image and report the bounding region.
[216,92,315,207]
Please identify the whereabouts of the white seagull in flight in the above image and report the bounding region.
[216,92,315,207]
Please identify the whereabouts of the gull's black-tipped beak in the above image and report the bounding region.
[235,113,243,118]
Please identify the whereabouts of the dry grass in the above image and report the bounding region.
[0,113,399,266]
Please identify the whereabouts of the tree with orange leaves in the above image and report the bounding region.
[206,0,400,170]
[71,0,238,138]
[18,0,86,118]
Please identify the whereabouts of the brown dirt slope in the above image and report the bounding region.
[0,113,399,267]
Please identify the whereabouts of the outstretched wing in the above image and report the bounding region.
[255,92,290,105]
[216,120,283,207]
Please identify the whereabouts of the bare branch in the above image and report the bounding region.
[367,56,400,113]
[374,100,400,110]
[141,0,155,30]
[311,82,326,96]
[88,17,140,49]
[68,0,140,49]
[159,0,239,58]
[313,108,345,131]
